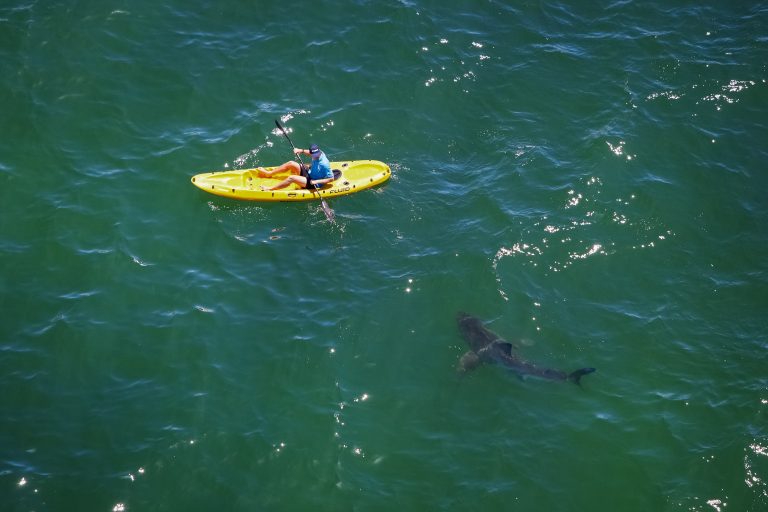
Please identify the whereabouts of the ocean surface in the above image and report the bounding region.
[2,1,767,511]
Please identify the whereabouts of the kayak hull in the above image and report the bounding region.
[191,160,391,202]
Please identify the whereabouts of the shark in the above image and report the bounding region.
[456,312,596,385]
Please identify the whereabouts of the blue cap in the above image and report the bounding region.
[309,144,321,158]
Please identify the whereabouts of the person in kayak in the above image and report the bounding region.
[258,144,334,191]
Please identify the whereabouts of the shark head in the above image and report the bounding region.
[456,312,497,353]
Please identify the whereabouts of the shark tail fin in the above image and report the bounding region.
[568,367,596,386]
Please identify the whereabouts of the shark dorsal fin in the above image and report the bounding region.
[496,342,515,355]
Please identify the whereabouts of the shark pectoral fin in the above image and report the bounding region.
[458,351,481,373]
[568,367,596,386]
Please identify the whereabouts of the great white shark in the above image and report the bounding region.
[456,312,596,385]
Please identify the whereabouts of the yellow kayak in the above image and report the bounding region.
[191,160,391,202]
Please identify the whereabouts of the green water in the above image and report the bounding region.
[2,1,767,511]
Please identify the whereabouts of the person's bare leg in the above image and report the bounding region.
[257,161,301,177]
[261,174,308,191]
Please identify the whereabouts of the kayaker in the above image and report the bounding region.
[258,144,334,191]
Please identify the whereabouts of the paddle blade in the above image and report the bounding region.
[320,199,335,223]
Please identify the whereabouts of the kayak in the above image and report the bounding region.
[191,160,391,202]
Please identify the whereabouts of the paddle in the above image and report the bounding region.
[274,119,335,223]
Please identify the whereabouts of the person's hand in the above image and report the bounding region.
[293,148,304,155]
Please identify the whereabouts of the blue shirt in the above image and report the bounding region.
[308,152,332,182]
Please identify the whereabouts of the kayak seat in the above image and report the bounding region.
[333,169,342,181]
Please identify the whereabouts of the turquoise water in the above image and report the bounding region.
[2,1,767,510]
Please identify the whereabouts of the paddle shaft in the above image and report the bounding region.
[274,120,335,222]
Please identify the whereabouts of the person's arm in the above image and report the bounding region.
[293,147,310,156]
